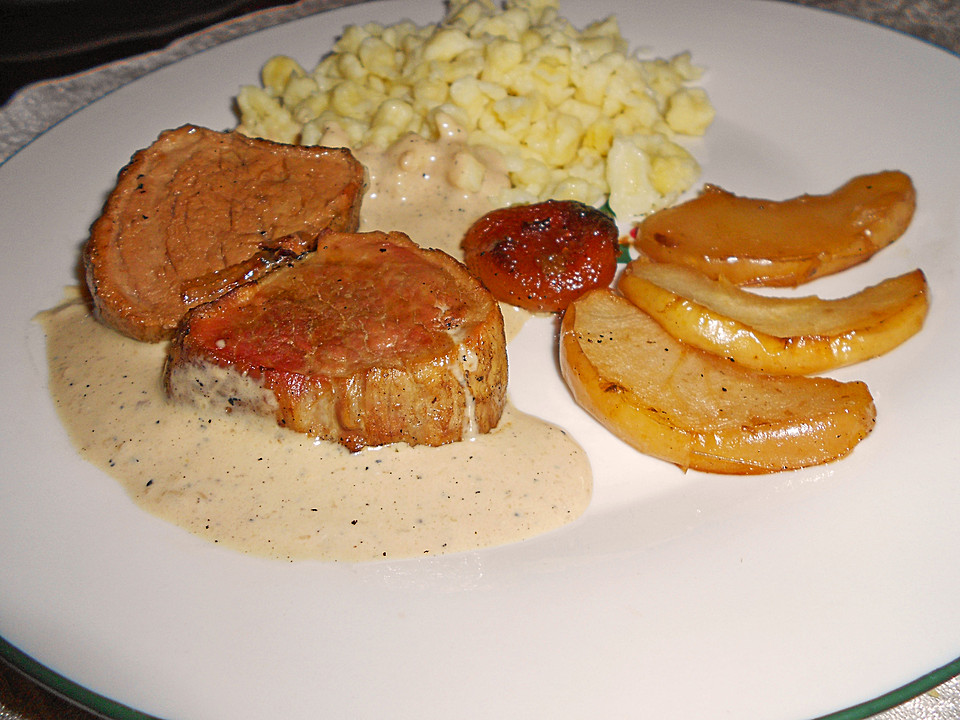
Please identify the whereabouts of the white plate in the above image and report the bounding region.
[2,1,959,718]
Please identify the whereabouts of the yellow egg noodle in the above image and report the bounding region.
[236,0,715,223]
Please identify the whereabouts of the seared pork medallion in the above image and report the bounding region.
[165,230,508,452]
[84,125,366,342]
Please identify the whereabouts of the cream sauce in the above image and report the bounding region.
[41,294,589,563]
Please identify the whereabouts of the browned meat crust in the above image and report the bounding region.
[84,124,366,342]
[164,230,508,451]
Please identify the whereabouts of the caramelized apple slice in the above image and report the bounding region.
[559,289,876,473]
[618,262,929,375]
[633,171,916,286]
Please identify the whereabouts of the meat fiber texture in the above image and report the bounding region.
[165,230,508,451]
[84,124,366,342]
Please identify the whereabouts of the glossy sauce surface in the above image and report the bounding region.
[41,300,590,561]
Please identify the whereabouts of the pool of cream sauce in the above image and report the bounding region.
[39,130,591,562]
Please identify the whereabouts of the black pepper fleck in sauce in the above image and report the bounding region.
[38,294,591,562]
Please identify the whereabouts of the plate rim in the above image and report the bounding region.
[3,633,960,720]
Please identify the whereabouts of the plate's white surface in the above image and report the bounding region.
[1,1,959,719]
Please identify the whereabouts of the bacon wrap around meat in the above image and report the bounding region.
[165,230,508,451]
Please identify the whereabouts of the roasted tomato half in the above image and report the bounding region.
[461,200,620,312]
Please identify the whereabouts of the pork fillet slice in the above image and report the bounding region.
[165,230,508,451]
[84,124,366,342]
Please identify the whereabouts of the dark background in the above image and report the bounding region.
[0,0,295,105]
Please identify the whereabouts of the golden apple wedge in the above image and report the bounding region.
[633,170,916,287]
[618,262,929,375]
[559,289,876,474]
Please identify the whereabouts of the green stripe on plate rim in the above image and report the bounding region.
[0,635,161,720]
[1,633,958,719]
